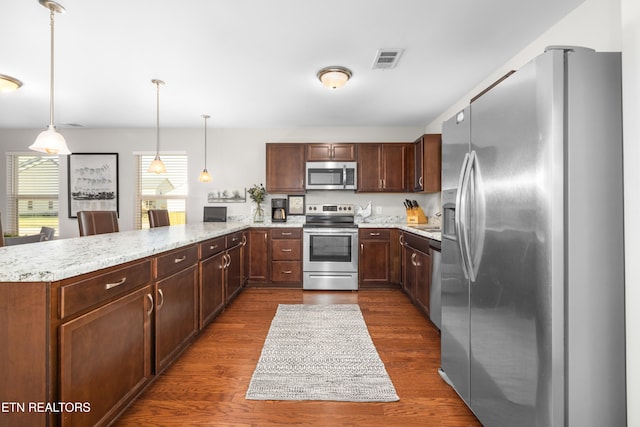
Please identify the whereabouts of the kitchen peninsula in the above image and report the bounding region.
[0,221,440,427]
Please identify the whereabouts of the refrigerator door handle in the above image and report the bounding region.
[455,152,472,280]
[465,151,481,282]
[460,151,477,282]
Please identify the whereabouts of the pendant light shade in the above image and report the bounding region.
[148,79,166,174]
[29,0,71,155]
[198,114,211,183]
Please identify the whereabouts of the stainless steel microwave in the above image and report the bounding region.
[305,161,357,190]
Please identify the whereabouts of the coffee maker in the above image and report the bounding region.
[271,198,287,222]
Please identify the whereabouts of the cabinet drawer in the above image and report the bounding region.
[200,237,225,260]
[359,229,390,240]
[155,245,198,279]
[271,239,301,261]
[271,261,301,282]
[60,259,151,319]
[271,228,302,239]
[226,231,244,249]
[403,232,430,253]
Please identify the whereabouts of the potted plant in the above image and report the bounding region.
[248,183,267,222]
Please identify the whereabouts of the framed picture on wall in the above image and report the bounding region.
[68,153,119,218]
[287,195,305,215]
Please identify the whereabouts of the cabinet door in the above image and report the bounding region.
[381,144,407,191]
[200,251,225,329]
[422,134,442,193]
[357,144,382,191]
[306,143,333,161]
[155,265,198,373]
[307,143,356,161]
[402,245,416,298]
[331,143,357,161]
[412,248,432,315]
[414,135,424,191]
[359,239,390,287]
[247,229,270,283]
[59,286,153,427]
[266,143,305,193]
[225,245,242,303]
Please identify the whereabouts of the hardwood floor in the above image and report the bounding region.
[114,288,480,427]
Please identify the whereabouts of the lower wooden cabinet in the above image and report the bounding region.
[199,237,226,329]
[225,236,243,303]
[270,228,302,285]
[59,285,153,427]
[402,232,432,316]
[154,246,199,374]
[247,228,270,283]
[359,229,391,288]
[247,227,302,287]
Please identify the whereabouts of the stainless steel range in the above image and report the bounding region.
[303,203,358,290]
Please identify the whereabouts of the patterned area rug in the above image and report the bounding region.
[245,304,399,402]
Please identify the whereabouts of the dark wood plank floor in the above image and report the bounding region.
[114,288,481,427]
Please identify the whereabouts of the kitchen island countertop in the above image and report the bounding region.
[0,221,439,283]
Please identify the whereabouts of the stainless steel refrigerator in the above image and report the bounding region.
[439,47,626,427]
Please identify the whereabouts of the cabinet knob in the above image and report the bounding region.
[174,255,186,263]
[281,248,292,252]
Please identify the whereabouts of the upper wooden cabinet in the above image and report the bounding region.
[413,134,442,193]
[357,143,410,192]
[306,143,357,162]
[266,143,306,194]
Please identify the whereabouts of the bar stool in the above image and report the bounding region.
[148,209,170,228]
[77,211,119,236]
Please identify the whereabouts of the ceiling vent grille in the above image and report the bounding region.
[372,48,404,69]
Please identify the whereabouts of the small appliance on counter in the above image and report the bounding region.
[271,198,287,222]
[404,199,428,224]
[203,206,227,222]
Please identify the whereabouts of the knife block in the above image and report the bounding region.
[406,207,428,224]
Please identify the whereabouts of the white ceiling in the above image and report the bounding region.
[1,0,584,130]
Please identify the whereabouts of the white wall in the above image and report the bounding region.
[425,0,640,423]
[425,0,622,132]
[0,126,430,238]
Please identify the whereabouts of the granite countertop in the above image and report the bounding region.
[0,220,440,283]
[0,222,249,283]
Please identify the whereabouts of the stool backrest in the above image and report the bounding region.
[148,209,170,228]
[78,211,119,236]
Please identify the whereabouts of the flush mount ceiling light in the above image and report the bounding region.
[29,0,71,155]
[148,79,167,174]
[0,74,23,93]
[198,114,212,183]
[317,66,352,90]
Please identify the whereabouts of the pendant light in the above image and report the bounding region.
[148,79,167,174]
[198,114,212,183]
[29,0,71,155]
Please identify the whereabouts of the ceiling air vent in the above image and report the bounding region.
[372,48,404,69]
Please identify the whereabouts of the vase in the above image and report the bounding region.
[253,203,265,222]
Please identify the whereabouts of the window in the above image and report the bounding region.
[6,154,60,236]
[136,154,188,228]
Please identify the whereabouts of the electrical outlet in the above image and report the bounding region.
[375,206,382,214]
